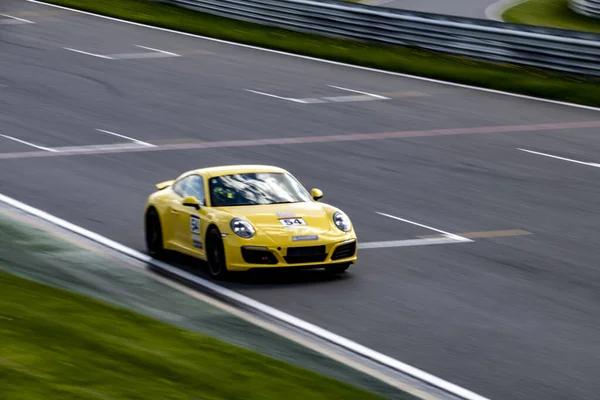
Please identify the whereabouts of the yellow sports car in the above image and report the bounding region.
[144,165,358,279]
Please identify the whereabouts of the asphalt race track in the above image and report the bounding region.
[3,1,600,399]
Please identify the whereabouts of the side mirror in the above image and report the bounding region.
[311,188,323,201]
[182,196,201,210]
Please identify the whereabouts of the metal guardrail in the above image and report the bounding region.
[162,0,600,77]
[570,0,600,18]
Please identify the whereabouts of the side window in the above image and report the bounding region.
[172,177,188,197]
[172,175,205,205]
[185,176,205,205]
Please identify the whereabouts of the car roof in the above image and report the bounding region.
[184,164,289,178]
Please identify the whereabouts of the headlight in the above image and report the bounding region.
[230,217,255,238]
[333,211,352,232]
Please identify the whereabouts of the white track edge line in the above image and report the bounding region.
[0,191,489,400]
[26,0,600,113]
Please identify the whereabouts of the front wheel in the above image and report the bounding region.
[324,263,350,275]
[206,228,229,280]
[145,208,165,259]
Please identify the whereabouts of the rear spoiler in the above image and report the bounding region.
[155,180,175,190]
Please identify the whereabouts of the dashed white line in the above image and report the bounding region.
[328,85,390,100]
[134,45,180,56]
[109,52,177,59]
[517,148,600,168]
[0,135,58,152]
[65,45,179,60]
[376,212,473,242]
[96,129,155,147]
[359,237,465,249]
[26,0,600,112]
[0,13,35,24]
[244,89,308,103]
[246,86,388,104]
[63,47,114,59]
[322,95,379,102]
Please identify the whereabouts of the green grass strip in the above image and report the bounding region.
[41,0,600,108]
[503,0,600,33]
[0,270,385,400]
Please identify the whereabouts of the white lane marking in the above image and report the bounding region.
[359,237,465,249]
[0,191,490,400]
[376,212,473,242]
[109,52,177,59]
[244,89,308,103]
[328,85,390,100]
[134,44,180,56]
[27,0,600,113]
[63,47,114,59]
[322,95,380,102]
[109,45,181,59]
[96,129,155,147]
[484,0,529,21]
[0,13,35,24]
[296,98,328,104]
[517,148,600,168]
[0,134,58,152]
[247,85,388,104]
[66,45,179,60]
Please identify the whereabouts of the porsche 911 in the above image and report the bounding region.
[144,165,358,279]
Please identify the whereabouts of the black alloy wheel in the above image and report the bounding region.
[206,228,229,280]
[145,209,165,258]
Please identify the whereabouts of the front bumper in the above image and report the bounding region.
[222,236,358,271]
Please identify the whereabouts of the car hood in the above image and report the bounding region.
[218,202,335,236]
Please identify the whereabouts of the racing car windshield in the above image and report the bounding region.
[209,172,313,207]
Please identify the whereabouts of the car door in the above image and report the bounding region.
[170,174,208,258]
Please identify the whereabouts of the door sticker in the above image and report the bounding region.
[192,234,203,249]
[190,215,200,233]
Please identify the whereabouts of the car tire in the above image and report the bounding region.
[324,263,350,275]
[206,227,229,280]
[145,208,165,259]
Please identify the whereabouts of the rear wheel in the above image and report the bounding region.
[206,227,229,280]
[324,263,350,275]
[145,208,165,258]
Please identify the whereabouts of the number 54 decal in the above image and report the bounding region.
[279,217,307,226]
